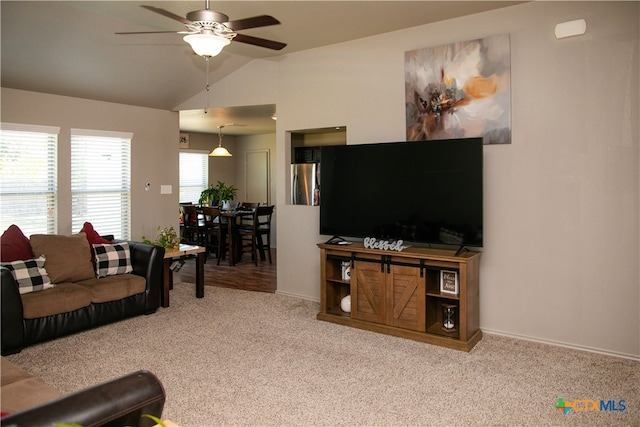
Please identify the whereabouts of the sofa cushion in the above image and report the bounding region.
[29,233,95,283]
[93,242,133,278]
[76,274,146,303]
[1,356,33,386]
[1,357,61,415]
[1,224,33,262]
[21,283,92,319]
[1,255,54,294]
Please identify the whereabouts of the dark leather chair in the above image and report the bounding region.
[236,205,274,265]
[1,370,165,427]
[201,205,227,265]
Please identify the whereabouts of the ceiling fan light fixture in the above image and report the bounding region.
[183,33,230,57]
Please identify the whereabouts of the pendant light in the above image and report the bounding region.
[210,125,232,157]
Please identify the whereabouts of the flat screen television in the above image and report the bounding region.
[319,138,483,249]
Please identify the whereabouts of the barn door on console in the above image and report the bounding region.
[387,264,425,331]
[351,259,385,323]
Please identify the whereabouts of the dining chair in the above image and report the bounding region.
[201,206,227,265]
[236,205,274,265]
[181,204,204,246]
[239,202,260,210]
[235,202,260,231]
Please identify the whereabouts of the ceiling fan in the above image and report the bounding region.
[116,0,287,57]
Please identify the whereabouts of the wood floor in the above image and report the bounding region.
[175,248,277,293]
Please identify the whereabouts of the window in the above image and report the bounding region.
[179,151,209,204]
[71,129,132,240]
[0,123,59,235]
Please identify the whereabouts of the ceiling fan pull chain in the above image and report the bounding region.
[205,56,211,92]
[204,56,211,114]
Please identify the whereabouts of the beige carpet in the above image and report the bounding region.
[6,283,639,426]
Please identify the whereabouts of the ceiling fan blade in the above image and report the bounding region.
[141,5,192,25]
[233,33,287,51]
[115,31,180,35]
[226,15,280,31]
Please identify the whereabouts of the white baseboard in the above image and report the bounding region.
[275,289,320,303]
[273,291,639,361]
[482,328,640,361]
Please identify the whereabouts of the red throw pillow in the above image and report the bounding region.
[80,222,112,267]
[0,224,33,262]
[80,222,111,246]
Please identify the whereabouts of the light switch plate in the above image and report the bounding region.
[160,185,172,194]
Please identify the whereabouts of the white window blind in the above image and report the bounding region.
[179,151,209,204]
[71,129,132,240]
[0,123,59,235]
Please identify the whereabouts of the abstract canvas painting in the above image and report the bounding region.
[405,34,511,144]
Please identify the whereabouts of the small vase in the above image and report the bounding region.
[340,295,351,313]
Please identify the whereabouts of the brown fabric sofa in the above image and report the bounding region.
[1,357,165,427]
[1,232,164,355]
[0,357,60,415]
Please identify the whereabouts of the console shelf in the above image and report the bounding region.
[317,243,482,351]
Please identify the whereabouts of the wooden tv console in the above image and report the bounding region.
[317,242,482,351]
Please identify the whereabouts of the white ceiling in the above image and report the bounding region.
[1,1,522,135]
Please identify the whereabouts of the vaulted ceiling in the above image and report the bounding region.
[1,1,521,134]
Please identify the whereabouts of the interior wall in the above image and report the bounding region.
[0,88,179,241]
[177,59,279,111]
[271,2,639,357]
[181,131,237,196]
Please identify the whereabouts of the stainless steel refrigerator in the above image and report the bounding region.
[291,163,320,205]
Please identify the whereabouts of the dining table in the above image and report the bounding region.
[180,205,255,266]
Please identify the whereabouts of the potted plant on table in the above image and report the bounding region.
[216,181,237,210]
[141,225,180,250]
[199,180,237,208]
[199,185,218,206]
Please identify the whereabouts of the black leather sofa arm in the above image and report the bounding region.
[0,267,24,355]
[127,241,165,313]
[1,370,166,427]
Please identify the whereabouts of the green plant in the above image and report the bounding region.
[199,180,237,206]
[216,180,237,202]
[199,186,217,206]
[142,414,166,427]
[142,225,179,250]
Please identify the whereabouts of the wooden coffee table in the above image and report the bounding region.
[162,244,206,307]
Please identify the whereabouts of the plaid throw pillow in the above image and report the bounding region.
[2,255,55,294]
[93,242,133,278]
